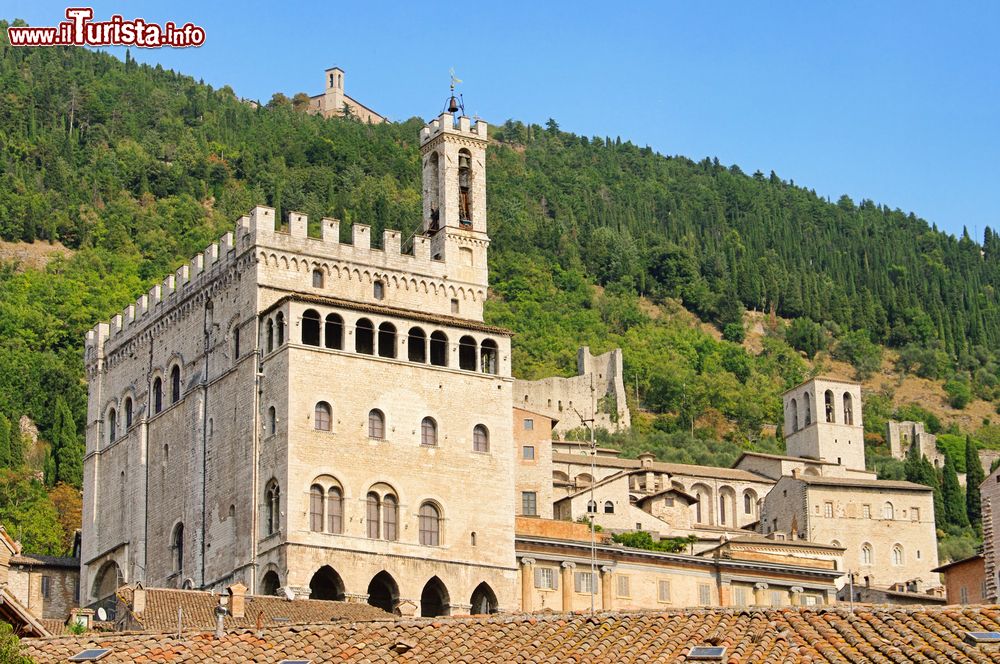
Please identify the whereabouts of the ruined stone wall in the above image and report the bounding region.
[513,347,631,437]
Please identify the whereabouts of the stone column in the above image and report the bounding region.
[754,582,769,606]
[520,558,536,612]
[600,566,614,610]
[790,586,804,606]
[561,562,576,612]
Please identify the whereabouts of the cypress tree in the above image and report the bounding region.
[8,415,24,468]
[52,398,82,487]
[905,442,944,521]
[941,453,970,528]
[966,435,985,527]
[0,415,10,467]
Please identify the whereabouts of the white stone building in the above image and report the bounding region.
[81,110,515,616]
[308,67,386,123]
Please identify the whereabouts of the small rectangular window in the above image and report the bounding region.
[234,327,241,359]
[824,501,833,518]
[863,504,871,519]
[804,594,819,606]
[698,583,711,606]
[450,298,459,313]
[732,586,748,607]
[523,418,534,430]
[41,575,51,599]
[374,281,385,300]
[521,491,537,516]
[522,446,535,460]
[574,572,595,594]
[961,587,969,604]
[534,567,558,590]
[616,575,630,598]
[658,580,671,603]
[911,507,920,521]
[770,590,784,607]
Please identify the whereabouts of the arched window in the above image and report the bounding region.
[892,544,903,566]
[275,312,285,346]
[267,406,276,435]
[383,494,398,541]
[373,280,385,300]
[312,269,324,288]
[473,425,489,452]
[458,335,477,371]
[790,398,798,432]
[861,543,873,565]
[309,485,324,532]
[421,417,438,446]
[744,491,757,515]
[719,495,727,525]
[368,409,385,440]
[266,318,274,353]
[824,390,835,423]
[377,322,397,358]
[325,313,343,350]
[843,392,854,425]
[883,502,894,520]
[587,500,597,513]
[419,502,440,545]
[170,365,181,404]
[315,402,332,431]
[803,392,811,426]
[153,378,163,414]
[604,500,615,514]
[302,309,321,346]
[356,318,375,355]
[327,487,343,534]
[265,480,280,536]
[366,492,380,539]
[408,327,427,363]
[458,148,472,224]
[480,339,498,374]
[430,331,448,367]
[427,152,441,231]
[124,398,133,429]
[108,408,117,443]
[172,523,184,573]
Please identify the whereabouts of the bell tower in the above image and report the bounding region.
[419,95,489,282]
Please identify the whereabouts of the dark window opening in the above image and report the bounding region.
[374,281,385,300]
[419,503,440,546]
[124,398,133,428]
[383,494,398,541]
[108,408,117,443]
[302,309,321,346]
[480,339,498,374]
[408,327,427,362]
[170,365,181,404]
[325,313,344,350]
[421,417,438,446]
[378,322,397,358]
[356,318,375,354]
[459,335,477,371]
[430,331,448,367]
[275,312,285,346]
[458,149,472,225]
[368,409,385,440]
[312,269,324,288]
[314,402,332,431]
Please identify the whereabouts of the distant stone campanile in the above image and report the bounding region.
[307,67,386,124]
[81,102,516,617]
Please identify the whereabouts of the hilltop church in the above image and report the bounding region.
[81,94,943,618]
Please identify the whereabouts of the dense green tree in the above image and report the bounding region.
[51,397,81,487]
[941,453,970,529]
[0,414,10,467]
[904,441,944,521]
[0,621,33,664]
[785,318,825,358]
[0,469,64,555]
[966,435,984,528]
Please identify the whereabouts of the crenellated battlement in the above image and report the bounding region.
[419,112,488,146]
[85,203,489,356]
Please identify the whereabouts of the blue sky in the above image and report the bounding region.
[6,1,999,239]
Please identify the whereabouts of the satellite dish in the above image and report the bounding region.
[96,607,107,621]
[282,587,294,601]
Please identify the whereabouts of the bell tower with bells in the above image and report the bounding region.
[419,71,490,288]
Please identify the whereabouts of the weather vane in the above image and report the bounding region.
[446,67,465,115]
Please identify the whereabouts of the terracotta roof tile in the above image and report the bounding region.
[115,587,394,633]
[23,606,1000,663]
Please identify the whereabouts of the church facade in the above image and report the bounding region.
[81,111,516,616]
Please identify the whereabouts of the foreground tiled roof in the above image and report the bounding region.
[117,586,394,632]
[24,605,1000,663]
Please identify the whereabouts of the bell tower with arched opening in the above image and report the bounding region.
[782,377,866,472]
[419,102,489,288]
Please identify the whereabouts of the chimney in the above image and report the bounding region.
[227,582,247,619]
[214,604,227,639]
[638,452,655,469]
[132,583,147,616]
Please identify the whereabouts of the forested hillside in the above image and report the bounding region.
[1,20,998,558]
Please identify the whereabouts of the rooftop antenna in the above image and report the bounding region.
[445,67,465,116]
